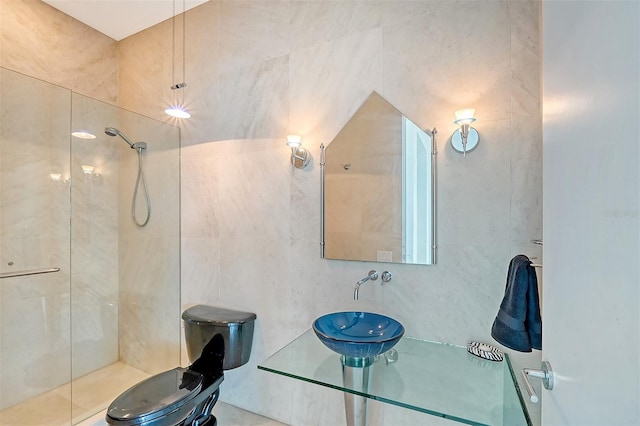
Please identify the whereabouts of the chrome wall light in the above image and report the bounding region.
[286,134,310,169]
[81,165,95,175]
[451,108,479,156]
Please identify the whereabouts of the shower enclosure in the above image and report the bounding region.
[0,68,181,425]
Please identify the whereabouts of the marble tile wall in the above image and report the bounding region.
[118,1,542,424]
[1,4,122,403]
[70,93,120,380]
[0,68,73,411]
[0,69,125,411]
[116,111,181,375]
[1,0,181,412]
[0,0,118,104]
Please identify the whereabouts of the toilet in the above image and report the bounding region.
[106,305,256,426]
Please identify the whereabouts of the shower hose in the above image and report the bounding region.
[132,147,151,227]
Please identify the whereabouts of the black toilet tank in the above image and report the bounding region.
[182,305,256,370]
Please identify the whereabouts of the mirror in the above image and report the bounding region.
[321,92,437,265]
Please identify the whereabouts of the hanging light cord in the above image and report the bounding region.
[171,0,176,90]
[182,0,186,89]
[169,0,187,99]
[166,0,190,117]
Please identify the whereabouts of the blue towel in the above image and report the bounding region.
[491,254,542,352]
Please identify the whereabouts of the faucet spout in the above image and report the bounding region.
[353,270,378,300]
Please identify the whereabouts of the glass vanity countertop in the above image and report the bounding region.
[258,330,530,426]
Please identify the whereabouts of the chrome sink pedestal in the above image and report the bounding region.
[341,356,374,426]
[311,312,405,426]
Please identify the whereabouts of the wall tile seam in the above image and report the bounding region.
[509,0,532,253]
[508,0,542,122]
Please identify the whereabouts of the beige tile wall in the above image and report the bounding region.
[1,0,181,411]
[1,0,542,424]
[0,68,73,411]
[0,0,118,104]
[118,1,542,424]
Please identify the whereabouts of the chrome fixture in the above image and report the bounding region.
[81,165,95,175]
[165,0,191,119]
[530,239,543,267]
[521,361,554,403]
[353,270,393,299]
[451,108,479,156]
[381,348,399,365]
[0,267,60,279]
[286,134,310,169]
[104,127,151,227]
[104,127,148,152]
[353,270,378,300]
[49,173,69,184]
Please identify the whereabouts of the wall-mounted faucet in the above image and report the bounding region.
[354,270,378,300]
[354,270,393,300]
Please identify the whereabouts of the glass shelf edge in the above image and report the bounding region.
[258,363,490,426]
[503,352,534,426]
[258,330,529,426]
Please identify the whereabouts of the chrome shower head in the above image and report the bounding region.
[104,127,135,148]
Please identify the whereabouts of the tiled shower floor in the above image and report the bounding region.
[0,362,286,426]
[0,362,149,426]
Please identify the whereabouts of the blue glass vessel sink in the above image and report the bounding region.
[312,312,405,359]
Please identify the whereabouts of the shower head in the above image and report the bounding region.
[104,127,135,148]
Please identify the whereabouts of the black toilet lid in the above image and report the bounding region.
[107,367,204,423]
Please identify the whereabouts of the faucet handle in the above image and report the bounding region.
[381,271,392,283]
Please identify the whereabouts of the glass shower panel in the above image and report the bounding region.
[69,94,181,423]
[115,108,181,376]
[1,69,181,425]
[69,94,120,423]
[0,68,73,424]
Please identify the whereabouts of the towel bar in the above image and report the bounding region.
[0,267,60,279]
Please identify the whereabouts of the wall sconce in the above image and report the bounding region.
[286,134,310,169]
[451,108,479,156]
[81,165,95,175]
[49,172,69,186]
[81,165,102,183]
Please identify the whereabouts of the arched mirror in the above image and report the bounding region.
[321,91,437,265]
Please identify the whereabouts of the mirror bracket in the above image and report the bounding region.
[320,143,326,259]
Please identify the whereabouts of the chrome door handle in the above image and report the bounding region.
[521,361,554,403]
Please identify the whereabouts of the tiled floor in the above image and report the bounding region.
[0,362,149,426]
[78,402,286,426]
[0,362,286,426]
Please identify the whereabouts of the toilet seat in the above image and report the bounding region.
[106,367,204,425]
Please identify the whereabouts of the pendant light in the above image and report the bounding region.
[165,0,191,119]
